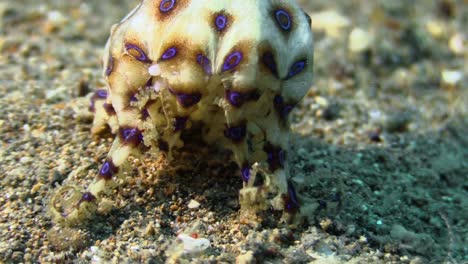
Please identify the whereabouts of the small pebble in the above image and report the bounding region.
[177,233,210,254]
[148,64,161,76]
[188,199,201,209]
[349,28,372,52]
[448,33,464,54]
[441,70,463,86]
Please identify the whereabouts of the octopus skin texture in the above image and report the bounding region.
[50,0,314,226]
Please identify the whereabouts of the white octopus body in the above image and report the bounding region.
[51,0,313,225]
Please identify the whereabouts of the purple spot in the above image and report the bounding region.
[89,90,108,112]
[274,95,294,119]
[161,47,177,60]
[241,164,250,182]
[286,60,306,79]
[215,14,227,31]
[119,127,143,146]
[224,124,246,142]
[274,94,284,106]
[141,109,150,120]
[103,103,116,115]
[225,90,260,107]
[145,78,153,87]
[99,159,118,180]
[262,52,278,77]
[158,139,169,152]
[282,105,294,118]
[159,0,175,12]
[130,94,138,102]
[278,149,285,166]
[169,88,201,108]
[225,90,243,107]
[174,116,187,131]
[284,181,300,213]
[105,56,114,76]
[96,89,108,98]
[125,43,150,63]
[196,54,212,75]
[81,192,96,202]
[274,9,292,31]
[264,144,284,171]
[222,51,243,72]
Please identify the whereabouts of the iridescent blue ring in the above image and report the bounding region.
[286,60,306,79]
[125,43,150,62]
[275,9,292,31]
[222,51,243,72]
[215,15,227,31]
[159,0,175,12]
[161,47,177,60]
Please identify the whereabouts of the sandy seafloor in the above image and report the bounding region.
[0,0,467,263]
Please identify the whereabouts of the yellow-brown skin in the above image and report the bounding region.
[50,0,313,226]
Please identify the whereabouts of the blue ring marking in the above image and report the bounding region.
[159,0,175,12]
[222,51,243,72]
[99,160,116,180]
[125,43,150,62]
[96,89,108,98]
[215,14,227,31]
[161,47,177,60]
[120,127,143,146]
[286,60,306,79]
[275,9,292,31]
[226,90,243,107]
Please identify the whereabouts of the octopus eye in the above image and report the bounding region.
[274,9,292,31]
[286,60,306,79]
[222,51,243,72]
[159,0,175,13]
[125,43,150,62]
[161,47,177,60]
[215,14,228,31]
